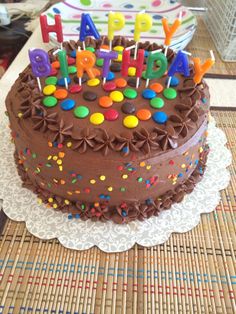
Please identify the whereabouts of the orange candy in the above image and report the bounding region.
[100,44,110,50]
[136,109,151,121]
[99,96,113,108]
[115,78,127,88]
[54,89,68,99]
[150,83,163,93]
[51,61,60,69]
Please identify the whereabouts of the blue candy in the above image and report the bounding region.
[57,77,71,86]
[60,99,75,111]
[165,76,179,87]
[152,111,168,124]
[70,50,76,58]
[142,89,156,99]
[106,71,115,81]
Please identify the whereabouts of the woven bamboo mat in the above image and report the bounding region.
[0,110,236,313]
[187,17,236,79]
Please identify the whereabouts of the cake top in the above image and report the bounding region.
[12,36,209,157]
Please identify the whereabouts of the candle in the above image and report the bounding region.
[96,49,118,84]
[76,50,96,84]
[133,12,152,59]
[57,49,69,89]
[162,12,182,56]
[192,50,215,85]
[145,50,167,87]
[121,47,145,88]
[79,13,100,50]
[108,12,125,51]
[28,48,51,92]
[40,14,63,49]
[167,50,190,88]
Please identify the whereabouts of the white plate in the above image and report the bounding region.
[44,0,197,50]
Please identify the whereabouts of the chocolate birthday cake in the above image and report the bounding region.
[5,37,210,224]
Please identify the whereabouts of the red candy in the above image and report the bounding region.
[50,68,58,76]
[69,85,82,94]
[67,57,76,65]
[103,82,116,92]
[104,109,119,121]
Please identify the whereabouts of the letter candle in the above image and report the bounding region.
[79,13,100,50]
[192,50,215,85]
[76,49,96,85]
[162,11,182,57]
[108,12,125,51]
[96,49,118,84]
[121,45,145,88]
[133,12,152,60]
[167,50,191,88]
[40,14,63,50]
[145,49,167,88]
[53,48,69,89]
[28,48,51,92]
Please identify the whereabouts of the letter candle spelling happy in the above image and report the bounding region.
[162,11,182,56]
[108,12,125,51]
[133,12,152,60]
[79,13,100,50]
[40,14,63,50]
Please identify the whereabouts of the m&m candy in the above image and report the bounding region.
[90,113,104,125]
[123,115,139,128]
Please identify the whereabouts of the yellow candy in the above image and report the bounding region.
[123,115,139,129]
[43,85,56,95]
[87,78,100,87]
[107,186,113,192]
[114,45,124,53]
[90,179,96,184]
[110,90,124,102]
[90,113,104,125]
[100,175,106,181]
[114,54,122,62]
[128,67,136,76]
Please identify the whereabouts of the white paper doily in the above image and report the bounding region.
[0,114,232,252]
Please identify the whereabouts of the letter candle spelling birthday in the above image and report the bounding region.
[108,12,125,51]
[121,45,145,88]
[145,49,167,88]
[133,12,152,60]
[96,49,118,84]
[167,50,191,88]
[192,50,215,85]
[76,49,96,85]
[28,48,51,91]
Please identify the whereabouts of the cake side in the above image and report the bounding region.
[5,37,210,223]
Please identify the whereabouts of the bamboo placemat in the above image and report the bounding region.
[187,16,236,79]
[0,110,236,313]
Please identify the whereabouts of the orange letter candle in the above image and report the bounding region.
[192,51,215,84]
[76,50,96,83]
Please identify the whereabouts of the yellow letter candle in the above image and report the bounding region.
[108,12,125,51]
[133,12,152,59]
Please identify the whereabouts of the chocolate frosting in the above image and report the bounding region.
[5,36,211,224]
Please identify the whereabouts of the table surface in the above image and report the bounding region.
[0,24,236,314]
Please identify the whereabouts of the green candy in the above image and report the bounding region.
[68,66,77,74]
[74,106,89,118]
[43,96,57,107]
[86,46,95,52]
[45,76,57,85]
[142,71,147,79]
[123,88,137,99]
[150,97,164,109]
[163,88,177,100]
[96,58,104,67]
